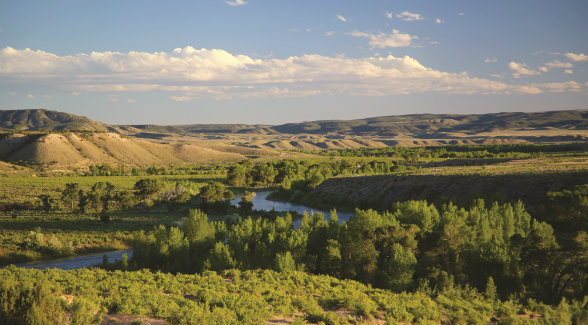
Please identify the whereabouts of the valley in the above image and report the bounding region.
[0,108,587,325]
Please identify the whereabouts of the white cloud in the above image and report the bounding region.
[527,80,585,93]
[27,93,34,99]
[71,92,81,96]
[350,30,415,48]
[396,11,424,21]
[127,98,136,103]
[0,46,585,101]
[545,60,573,69]
[225,0,248,6]
[458,12,464,16]
[539,66,549,72]
[484,57,498,63]
[564,52,588,62]
[435,18,442,24]
[508,61,540,78]
[564,69,573,74]
[325,31,335,37]
[336,14,347,22]
[385,12,394,19]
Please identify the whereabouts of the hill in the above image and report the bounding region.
[0,109,111,132]
[0,132,244,167]
[272,110,588,136]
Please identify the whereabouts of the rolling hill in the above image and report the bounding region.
[0,108,586,168]
[0,132,244,167]
[0,109,111,132]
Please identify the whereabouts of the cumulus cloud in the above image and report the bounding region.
[435,18,442,24]
[385,12,394,19]
[396,11,424,21]
[565,52,588,62]
[484,57,498,63]
[225,0,248,6]
[350,30,415,48]
[336,14,347,22]
[509,61,540,78]
[564,69,573,74]
[0,46,585,100]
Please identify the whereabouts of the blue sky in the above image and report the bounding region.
[0,0,586,125]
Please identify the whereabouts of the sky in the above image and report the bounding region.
[0,0,586,125]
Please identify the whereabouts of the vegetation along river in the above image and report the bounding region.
[15,191,349,270]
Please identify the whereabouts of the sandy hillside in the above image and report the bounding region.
[0,132,244,167]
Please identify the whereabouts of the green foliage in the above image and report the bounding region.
[133,179,162,201]
[61,183,80,211]
[274,251,296,272]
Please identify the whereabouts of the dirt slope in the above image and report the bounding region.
[0,132,243,167]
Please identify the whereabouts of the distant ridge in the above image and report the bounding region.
[0,109,110,132]
[271,110,588,136]
[1,108,586,136]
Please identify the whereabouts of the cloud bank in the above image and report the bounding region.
[0,46,585,101]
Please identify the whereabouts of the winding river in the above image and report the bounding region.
[13,191,350,270]
[231,191,353,226]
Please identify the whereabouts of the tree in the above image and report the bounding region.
[61,183,80,211]
[227,164,249,186]
[274,251,296,272]
[199,182,233,203]
[199,182,234,213]
[205,242,235,272]
[134,179,162,201]
[87,182,114,212]
[38,195,54,212]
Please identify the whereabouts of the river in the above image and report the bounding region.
[13,191,351,270]
[231,191,353,225]
[13,249,133,270]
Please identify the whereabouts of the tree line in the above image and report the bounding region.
[129,189,587,305]
[227,159,412,190]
